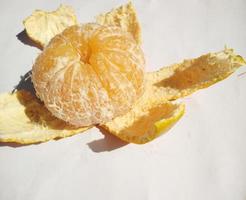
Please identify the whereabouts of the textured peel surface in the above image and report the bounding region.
[32,23,145,126]
[147,48,246,101]
[96,1,141,44]
[0,91,88,144]
[23,5,78,47]
[102,96,185,144]
[23,2,141,48]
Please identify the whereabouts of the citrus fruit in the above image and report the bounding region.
[1,4,245,145]
[32,23,145,127]
[23,5,78,47]
[0,91,88,144]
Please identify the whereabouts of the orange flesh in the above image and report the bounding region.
[32,23,145,126]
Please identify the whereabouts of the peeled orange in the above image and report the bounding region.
[32,23,145,127]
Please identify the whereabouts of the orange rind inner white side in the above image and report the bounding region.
[0,91,89,144]
[96,1,142,44]
[23,5,78,47]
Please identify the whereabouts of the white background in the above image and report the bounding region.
[0,0,246,199]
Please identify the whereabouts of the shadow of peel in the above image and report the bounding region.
[87,126,128,152]
[16,30,43,50]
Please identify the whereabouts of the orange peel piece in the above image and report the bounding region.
[102,97,185,144]
[0,91,89,144]
[147,48,246,101]
[96,1,141,44]
[23,5,78,47]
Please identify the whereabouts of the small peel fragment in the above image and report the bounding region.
[147,48,246,101]
[102,97,185,144]
[96,1,141,44]
[23,5,78,47]
[0,91,89,144]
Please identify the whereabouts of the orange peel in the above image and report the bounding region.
[102,98,185,144]
[0,91,89,144]
[147,48,246,101]
[96,1,141,44]
[23,5,78,47]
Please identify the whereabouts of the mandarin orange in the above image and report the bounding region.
[32,23,145,126]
